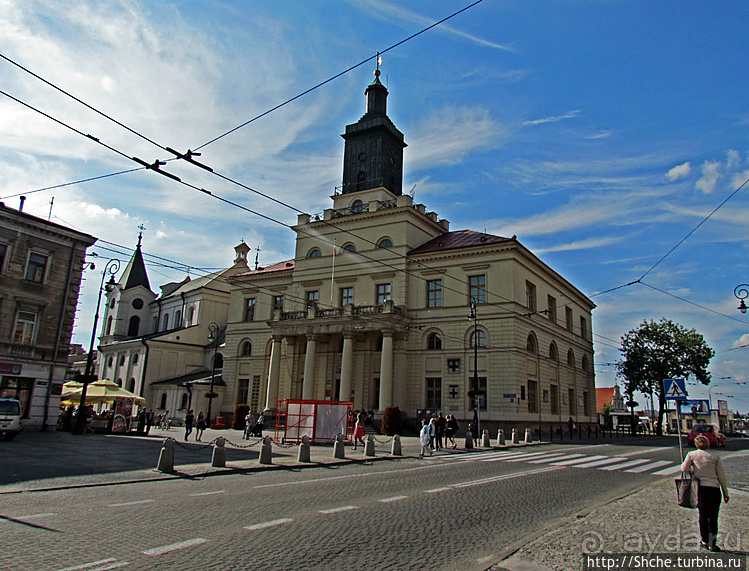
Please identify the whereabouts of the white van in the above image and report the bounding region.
[0,399,22,441]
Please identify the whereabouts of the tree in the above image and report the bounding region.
[616,318,714,435]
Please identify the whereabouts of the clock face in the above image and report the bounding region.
[132,298,144,310]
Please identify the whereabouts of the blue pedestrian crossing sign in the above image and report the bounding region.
[663,378,687,400]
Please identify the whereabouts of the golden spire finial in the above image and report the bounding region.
[375,52,382,77]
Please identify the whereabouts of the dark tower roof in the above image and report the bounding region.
[118,240,151,291]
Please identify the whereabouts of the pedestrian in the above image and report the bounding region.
[195,411,206,441]
[445,414,458,448]
[568,416,574,438]
[436,412,446,450]
[137,408,146,434]
[244,411,255,439]
[162,410,170,430]
[184,409,194,441]
[680,434,730,552]
[353,411,366,450]
[428,417,438,451]
[254,412,264,437]
[419,419,432,457]
[84,405,94,434]
[145,409,154,435]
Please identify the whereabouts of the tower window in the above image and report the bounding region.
[377,238,393,249]
[342,243,356,254]
[352,200,364,213]
[307,248,322,258]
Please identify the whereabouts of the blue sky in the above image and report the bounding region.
[2,1,748,413]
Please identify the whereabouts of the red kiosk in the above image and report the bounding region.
[275,399,352,444]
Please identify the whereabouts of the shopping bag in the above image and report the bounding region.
[675,475,698,508]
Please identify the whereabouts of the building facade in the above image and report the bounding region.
[219,72,596,430]
[0,200,96,430]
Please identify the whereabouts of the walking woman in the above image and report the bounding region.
[353,411,366,450]
[195,411,206,442]
[680,434,730,551]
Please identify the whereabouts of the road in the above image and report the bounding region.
[5,436,737,571]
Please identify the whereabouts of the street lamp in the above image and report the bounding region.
[73,258,120,435]
[206,321,223,428]
[734,284,749,314]
[468,298,480,438]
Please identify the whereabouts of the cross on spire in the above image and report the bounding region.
[137,224,146,247]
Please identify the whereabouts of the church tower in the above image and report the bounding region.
[341,66,406,195]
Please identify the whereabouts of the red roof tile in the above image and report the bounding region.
[233,259,295,277]
[596,387,616,414]
[408,230,512,255]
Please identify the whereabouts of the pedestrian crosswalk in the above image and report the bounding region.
[436,448,683,476]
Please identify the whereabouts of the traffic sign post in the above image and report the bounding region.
[664,379,688,460]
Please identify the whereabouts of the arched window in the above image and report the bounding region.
[470,330,487,348]
[127,378,135,393]
[342,243,356,254]
[377,238,393,249]
[106,315,113,335]
[187,307,195,326]
[162,314,169,331]
[116,378,122,387]
[526,333,538,354]
[128,315,140,337]
[307,248,322,259]
[241,341,252,356]
[352,199,364,213]
[133,353,139,365]
[582,355,589,372]
[152,316,158,333]
[567,349,575,368]
[549,343,558,362]
[175,311,182,328]
[107,356,113,368]
[427,332,442,350]
[119,355,126,366]
[213,353,224,369]
[159,393,167,409]
[180,393,188,410]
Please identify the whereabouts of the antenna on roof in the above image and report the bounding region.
[409,184,416,198]
[255,247,261,271]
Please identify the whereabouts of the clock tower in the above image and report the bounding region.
[341,68,406,195]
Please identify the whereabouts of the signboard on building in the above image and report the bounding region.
[0,362,22,375]
[718,400,728,416]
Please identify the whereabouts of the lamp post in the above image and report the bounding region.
[734,284,749,313]
[469,298,480,438]
[206,321,222,428]
[73,258,120,435]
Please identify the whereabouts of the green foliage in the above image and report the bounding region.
[616,318,714,434]
[233,403,250,430]
[380,406,402,436]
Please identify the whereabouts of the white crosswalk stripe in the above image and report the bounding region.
[624,460,671,473]
[598,458,652,471]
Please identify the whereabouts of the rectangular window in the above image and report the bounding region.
[237,378,249,404]
[244,298,256,321]
[525,281,536,311]
[13,311,37,345]
[469,275,486,304]
[426,377,442,409]
[273,295,284,312]
[25,253,48,283]
[580,316,588,339]
[583,391,590,416]
[0,243,7,273]
[306,290,319,308]
[520,385,526,400]
[376,283,391,304]
[447,358,460,374]
[340,287,354,307]
[565,307,573,332]
[250,375,261,412]
[427,279,442,308]
[528,380,538,413]
[568,388,576,415]
[550,384,559,414]
[547,295,557,323]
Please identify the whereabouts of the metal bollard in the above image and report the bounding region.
[511,428,519,444]
[497,428,505,446]
[211,437,226,467]
[465,430,474,449]
[156,438,174,473]
[297,435,311,463]
[259,435,273,465]
[524,428,532,444]
[333,433,346,459]
[391,434,402,456]
[364,434,375,457]
[481,429,491,448]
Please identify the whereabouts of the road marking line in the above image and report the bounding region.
[143,538,208,556]
[624,460,671,473]
[551,455,606,466]
[189,490,226,497]
[244,518,294,530]
[425,487,452,494]
[7,512,57,520]
[441,451,513,461]
[451,466,564,489]
[481,452,541,462]
[507,452,567,462]
[571,457,632,469]
[651,465,683,476]
[319,505,359,514]
[108,499,154,507]
[616,447,672,457]
[599,458,652,471]
[527,453,584,464]
[379,495,409,503]
[503,451,562,462]
[253,463,442,489]
[86,563,130,571]
[58,560,117,571]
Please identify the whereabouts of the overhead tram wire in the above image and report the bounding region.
[639,282,749,325]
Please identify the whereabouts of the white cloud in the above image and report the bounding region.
[534,236,622,254]
[666,161,691,181]
[733,333,749,349]
[695,160,721,193]
[726,149,741,170]
[522,110,580,127]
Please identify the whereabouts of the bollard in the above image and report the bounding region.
[497,428,505,446]
[259,435,273,465]
[511,428,519,444]
[465,430,474,449]
[364,434,375,457]
[391,434,402,456]
[211,437,226,467]
[481,429,491,448]
[524,428,532,444]
[156,438,174,473]
[333,433,346,459]
[297,435,311,463]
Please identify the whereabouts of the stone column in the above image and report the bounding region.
[264,335,283,412]
[339,333,354,403]
[302,333,318,400]
[378,330,394,411]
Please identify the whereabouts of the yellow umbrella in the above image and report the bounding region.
[61,379,146,406]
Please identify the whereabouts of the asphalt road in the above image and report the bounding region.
[4,436,733,571]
